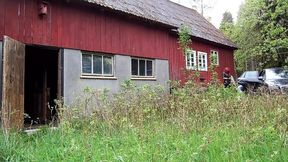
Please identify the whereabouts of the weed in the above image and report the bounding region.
[1,82,288,161]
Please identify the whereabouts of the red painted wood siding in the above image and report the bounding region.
[0,0,235,81]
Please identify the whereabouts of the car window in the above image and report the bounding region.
[259,71,265,79]
[240,72,246,78]
[266,68,288,79]
[259,71,264,76]
[245,71,258,79]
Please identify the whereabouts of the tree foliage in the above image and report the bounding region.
[221,11,234,24]
[219,11,235,39]
[233,0,288,72]
[258,0,288,68]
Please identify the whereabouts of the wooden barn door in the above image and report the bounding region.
[1,36,25,132]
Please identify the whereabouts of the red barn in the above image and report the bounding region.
[0,0,237,130]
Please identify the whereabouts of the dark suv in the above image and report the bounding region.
[237,71,262,93]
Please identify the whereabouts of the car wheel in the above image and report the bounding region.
[237,85,245,93]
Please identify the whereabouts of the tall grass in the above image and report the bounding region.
[1,81,288,161]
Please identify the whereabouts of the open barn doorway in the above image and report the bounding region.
[24,46,60,127]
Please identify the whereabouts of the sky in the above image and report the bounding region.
[170,0,245,28]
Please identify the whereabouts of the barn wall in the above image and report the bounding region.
[63,49,169,105]
[175,41,237,83]
[0,0,235,82]
[0,0,173,59]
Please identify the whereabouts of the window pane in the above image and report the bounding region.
[211,51,218,65]
[186,54,191,67]
[198,55,202,67]
[82,54,92,73]
[139,60,146,76]
[191,52,195,67]
[103,56,113,75]
[93,55,102,74]
[186,51,191,67]
[202,55,206,67]
[211,52,215,64]
[213,54,216,64]
[131,59,138,75]
[147,60,153,76]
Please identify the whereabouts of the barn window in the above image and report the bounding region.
[185,50,197,70]
[131,58,154,77]
[211,50,219,65]
[198,51,208,71]
[82,52,114,76]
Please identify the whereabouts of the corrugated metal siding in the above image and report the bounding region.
[0,0,235,81]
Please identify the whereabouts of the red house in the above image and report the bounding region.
[0,0,237,129]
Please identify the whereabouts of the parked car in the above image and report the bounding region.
[237,71,262,93]
[258,67,288,94]
[238,68,288,94]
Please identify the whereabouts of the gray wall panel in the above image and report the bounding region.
[63,49,169,105]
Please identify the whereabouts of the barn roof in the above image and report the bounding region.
[83,0,237,49]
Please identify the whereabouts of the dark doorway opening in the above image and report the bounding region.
[24,46,59,127]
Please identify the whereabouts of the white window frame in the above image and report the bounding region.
[211,50,219,66]
[131,57,155,78]
[197,51,208,71]
[81,52,114,77]
[185,50,197,70]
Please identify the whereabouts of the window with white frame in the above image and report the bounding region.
[198,51,208,71]
[131,58,154,77]
[82,52,114,76]
[186,50,197,70]
[211,50,219,65]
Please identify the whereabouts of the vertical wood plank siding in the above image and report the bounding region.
[0,0,235,81]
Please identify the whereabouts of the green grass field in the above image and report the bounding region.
[1,124,287,161]
[1,82,288,161]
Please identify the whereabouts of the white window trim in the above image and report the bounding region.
[197,51,208,71]
[131,57,155,78]
[81,52,115,77]
[185,50,197,70]
[211,50,219,66]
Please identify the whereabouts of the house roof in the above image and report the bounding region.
[83,0,237,49]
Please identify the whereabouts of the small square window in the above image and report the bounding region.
[131,58,155,78]
[82,52,114,77]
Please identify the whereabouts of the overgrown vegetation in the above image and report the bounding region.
[178,24,192,55]
[178,25,202,81]
[1,82,288,161]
